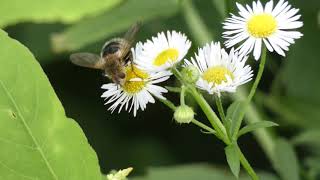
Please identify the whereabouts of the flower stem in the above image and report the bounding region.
[157,97,176,111]
[238,147,259,180]
[180,86,186,105]
[215,96,227,125]
[191,119,216,135]
[247,47,267,103]
[232,46,267,140]
[157,97,216,135]
[189,87,229,144]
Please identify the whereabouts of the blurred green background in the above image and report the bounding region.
[3,0,319,179]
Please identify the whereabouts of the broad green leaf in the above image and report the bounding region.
[238,121,278,138]
[51,0,180,52]
[0,0,122,27]
[132,164,279,180]
[0,29,101,179]
[226,101,246,139]
[273,138,300,180]
[225,143,240,178]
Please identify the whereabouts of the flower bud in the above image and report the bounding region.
[106,167,133,180]
[174,105,194,124]
[181,65,200,84]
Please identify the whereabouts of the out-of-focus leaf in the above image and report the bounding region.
[273,138,300,180]
[225,143,240,178]
[181,0,213,45]
[305,156,320,179]
[261,95,320,128]
[238,121,278,138]
[51,0,180,52]
[292,130,320,150]
[131,164,279,180]
[283,0,320,105]
[0,0,122,27]
[0,29,101,179]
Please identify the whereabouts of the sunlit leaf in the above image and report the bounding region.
[51,0,180,52]
[0,29,101,179]
[238,121,278,138]
[0,0,122,27]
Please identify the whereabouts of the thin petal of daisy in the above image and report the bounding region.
[223,0,303,60]
[185,42,253,95]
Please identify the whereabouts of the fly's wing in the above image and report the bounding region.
[70,52,105,69]
[119,22,141,62]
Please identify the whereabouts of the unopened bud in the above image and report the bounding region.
[174,105,194,124]
[181,65,200,84]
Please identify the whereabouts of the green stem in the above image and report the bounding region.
[238,147,259,180]
[232,46,267,140]
[189,87,229,144]
[191,119,216,135]
[157,97,177,111]
[172,67,228,143]
[180,86,186,105]
[157,96,216,135]
[215,96,226,125]
[247,47,267,103]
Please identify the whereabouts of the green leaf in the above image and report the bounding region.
[0,0,122,27]
[273,138,300,180]
[283,0,320,105]
[292,130,320,148]
[238,121,278,138]
[225,143,240,178]
[226,101,246,139]
[0,29,101,179]
[51,0,179,52]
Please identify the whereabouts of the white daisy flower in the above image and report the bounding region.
[101,48,170,117]
[135,31,191,72]
[223,0,303,60]
[185,42,253,96]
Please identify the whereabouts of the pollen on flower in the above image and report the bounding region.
[202,66,234,85]
[153,48,179,66]
[247,13,277,38]
[122,66,148,94]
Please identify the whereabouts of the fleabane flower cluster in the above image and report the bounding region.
[100,0,303,117]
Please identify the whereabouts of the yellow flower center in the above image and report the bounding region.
[247,14,277,38]
[153,48,179,66]
[122,66,149,94]
[202,66,234,85]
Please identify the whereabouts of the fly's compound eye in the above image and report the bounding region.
[118,72,126,79]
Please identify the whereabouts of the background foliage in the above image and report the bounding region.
[1,0,319,179]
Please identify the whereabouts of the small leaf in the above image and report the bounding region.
[291,130,320,146]
[273,138,300,180]
[225,101,246,139]
[238,121,278,138]
[225,143,240,178]
[0,29,101,179]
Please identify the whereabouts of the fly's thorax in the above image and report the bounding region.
[101,38,126,58]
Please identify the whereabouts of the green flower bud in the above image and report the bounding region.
[174,105,194,124]
[181,65,200,84]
